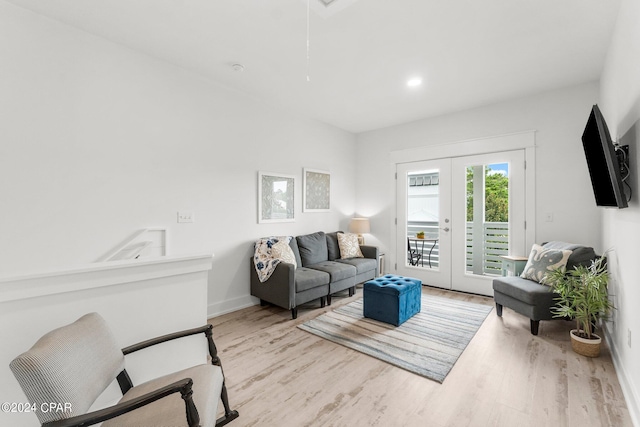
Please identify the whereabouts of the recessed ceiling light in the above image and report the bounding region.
[407,77,423,87]
[231,63,245,72]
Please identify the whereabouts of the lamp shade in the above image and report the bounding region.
[349,217,370,234]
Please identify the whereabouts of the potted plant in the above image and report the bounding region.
[416,231,425,239]
[544,256,613,357]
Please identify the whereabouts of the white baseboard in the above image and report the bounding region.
[207,295,257,319]
[604,324,640,427]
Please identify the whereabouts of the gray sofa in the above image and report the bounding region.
[250,231,379,319]
[492,241,597,335]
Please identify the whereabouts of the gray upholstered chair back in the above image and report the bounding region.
[9,313,125,424]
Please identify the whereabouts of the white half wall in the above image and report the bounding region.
[0,254,213,427]
[355,82,602,270]
[600,0,640,424]
[0,1,358,318]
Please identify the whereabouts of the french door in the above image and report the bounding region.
[395,150,526,296]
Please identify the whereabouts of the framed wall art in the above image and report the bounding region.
[258,171,296,223]
[303,168,330,212]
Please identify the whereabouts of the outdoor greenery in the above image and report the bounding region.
[466,166,509,222]
[543,256,614,340]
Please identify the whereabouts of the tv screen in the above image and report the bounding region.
[581,105,628,209]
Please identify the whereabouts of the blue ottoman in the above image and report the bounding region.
[363,275,422,326]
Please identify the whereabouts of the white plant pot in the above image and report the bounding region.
[570,329,601,357]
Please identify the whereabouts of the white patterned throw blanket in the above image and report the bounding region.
[253,236,297,282]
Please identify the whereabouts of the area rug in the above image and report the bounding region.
[298,295,492,383]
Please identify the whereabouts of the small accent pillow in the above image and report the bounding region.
[337,233,364,259]
[520,243,572,284]
[271,239,297,268]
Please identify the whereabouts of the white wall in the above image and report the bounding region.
[0,1,357,316]
[600,0,640,423]
[355,82,602,266]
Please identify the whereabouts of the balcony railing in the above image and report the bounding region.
[466,221,508,275]
[406,221,509,275]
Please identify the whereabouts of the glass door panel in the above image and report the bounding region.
[396,160,451,290]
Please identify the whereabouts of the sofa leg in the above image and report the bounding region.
[291,308,298,319]
[530,319,539,335]
[495,303,503,317]
[260,299,267,307]
[348,286,355,297]
[320,297,326,308]
[327,295,332,306]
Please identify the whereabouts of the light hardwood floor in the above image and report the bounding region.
[210,286,633,427]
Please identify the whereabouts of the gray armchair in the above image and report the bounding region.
[492,241,596,335]
[10,313,239,427]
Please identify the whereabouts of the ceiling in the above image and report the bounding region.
[7,0,622,133]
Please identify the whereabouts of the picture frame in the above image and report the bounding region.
[258,171,296,223]
[303,168,331,212]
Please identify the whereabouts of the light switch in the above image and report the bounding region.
[177,211,194,223]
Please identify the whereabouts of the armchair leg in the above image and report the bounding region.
[348,286,355,297]
[291,308,298,319]
[320,297,326,308]
[215,381,240,427]
[216,410,240,427]
[495,303,503,317]
[327,295,332,306]
[530,319,540,335]
[205,326,239,426]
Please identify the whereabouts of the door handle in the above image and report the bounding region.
[441,227,450,232]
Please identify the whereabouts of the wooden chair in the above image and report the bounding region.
[9,312,239,427]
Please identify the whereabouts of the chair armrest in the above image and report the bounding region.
[122,324,224,368]
[360,245,379,260]
[42,378,198,427]
[122,324,212,355]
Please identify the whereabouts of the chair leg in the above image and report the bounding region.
[495,303,503,317]
[215,381,240,426]
[530,319,540,335]
[291,308,298,319]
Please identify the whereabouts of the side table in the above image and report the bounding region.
[500,255,528,277]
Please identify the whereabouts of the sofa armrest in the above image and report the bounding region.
[360,245,379,260]
[249,258,296,309]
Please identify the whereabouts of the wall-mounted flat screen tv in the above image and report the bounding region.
[581,104,628,209]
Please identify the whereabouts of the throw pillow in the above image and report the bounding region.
[520,243,572,284]
[271,239,297,268]
[337,233,364,259]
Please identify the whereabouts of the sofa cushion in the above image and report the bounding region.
[336,257,377,275]
[337,233,364,259]
[296,232,328,266]
[295,267,330,292]
[307,261,356,282]
[493,276,555,306]
[326,232,342,261]
[542,241,596,271]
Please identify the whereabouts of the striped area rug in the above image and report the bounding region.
[298,295,492,383]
